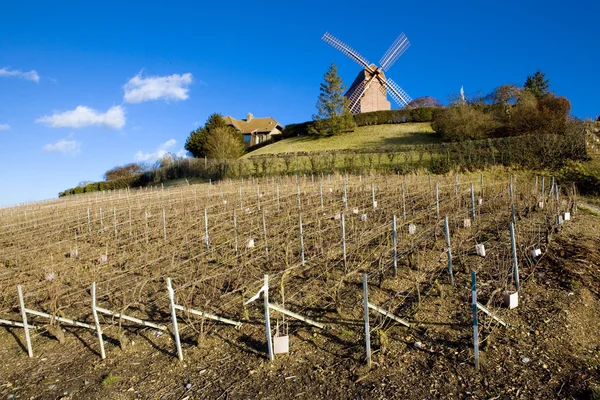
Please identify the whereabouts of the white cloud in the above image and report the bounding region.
[134,139,178,162]
[123,72,193,103]
[0,67,40,83]
[0,124,10,131]
[176,149,188,158]
[43,138,82,156]
[36,105,125,129]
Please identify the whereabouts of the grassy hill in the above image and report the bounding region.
[245,122,438,157]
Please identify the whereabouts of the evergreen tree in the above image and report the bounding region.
[311,63,355,136]
[524,70,550,98]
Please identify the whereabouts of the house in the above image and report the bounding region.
[223,113,284,147]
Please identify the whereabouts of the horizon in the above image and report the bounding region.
[1,0,599,207]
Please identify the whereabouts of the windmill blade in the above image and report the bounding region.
[347,81,367,114]
[379,33,410,72]
[322,32,374,72]
[382,77,412,108]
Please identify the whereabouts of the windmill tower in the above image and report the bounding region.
[322,32,412,113]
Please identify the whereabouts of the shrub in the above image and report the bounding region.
[559,162,600,196]
[432,105,498,141]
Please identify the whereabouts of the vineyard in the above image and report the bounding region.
[1,171,594,399]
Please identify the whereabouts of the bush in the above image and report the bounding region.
[432,105,498,141]
[559,162,600,196]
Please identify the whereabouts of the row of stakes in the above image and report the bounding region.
[3,206,572,368]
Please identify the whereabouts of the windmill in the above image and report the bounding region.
[322,31,412,114]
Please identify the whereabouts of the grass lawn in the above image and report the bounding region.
[245,122,438,157]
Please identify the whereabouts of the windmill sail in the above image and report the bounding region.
[379,33,410,72]
[322,32,373,72]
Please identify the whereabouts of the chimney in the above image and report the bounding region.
[247,112,254,121]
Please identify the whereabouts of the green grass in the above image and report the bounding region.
[245,123,437,157]
[101,374,121,386]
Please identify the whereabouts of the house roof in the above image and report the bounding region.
[224,115,284,134]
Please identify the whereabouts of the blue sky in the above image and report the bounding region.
[1,0,598,207]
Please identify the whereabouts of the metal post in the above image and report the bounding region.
[510,222,519,291]
[91,282,106,359]
[276,184,280,211]
[319,183,324,209]
[541,176,545,205]
[233,211,238,256]
[264,275,274,361]
[392,215,397,277]
[204,208,209,248]
[444,216,454,286]
[362,273,372,369]
[299,214,305,265]
[371,183,376,210]
[167,278,183,361]
[162,208,167,242]
[470,183,476,220]
[401,183,406,219]
[341,213,347,269]
[480,174,484,198]
[455,174,459,196]
[343,183,348,211]
[297,184,301,210]
[17,285,33,358]
[435,183,439,217]
[471,271,479,371]
[262,210,269,258]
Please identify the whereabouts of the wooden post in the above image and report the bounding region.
[362,273,372,369]
[91,282,106,359]
[510,222,520,291]
[392,215,397,277]
[444,216,454,286]
[87,207,91,233]
[17,285,33,358]
[264,275,274,361]
[471,271,479,371]
[166,278,183,361]
[113,207,117,236]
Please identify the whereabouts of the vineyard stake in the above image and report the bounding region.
[320,182,324,209]
[510,222,519,291]
[435,183,439,218]
[17,285,33,357]
[264,275,274,361]
[166,278,183,361]
[163,208,167,242]
[471,271,479,371]
[444,216,454,286]
[392,215,398,277]
[203,208,210,248]
[233,210,238,256]
[470,183,476,220]
[262,210,269,258]
[371,183,376,210]
[91,282,106,359]
[401,183,406,219]
[341,213,347,269]
[362,273,372,369]
[299,214,305,266]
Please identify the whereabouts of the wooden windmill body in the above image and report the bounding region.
[322,32,412,114]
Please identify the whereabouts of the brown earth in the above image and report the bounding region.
[1,206,599,399]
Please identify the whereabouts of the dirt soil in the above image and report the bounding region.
[1,209,600,400]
